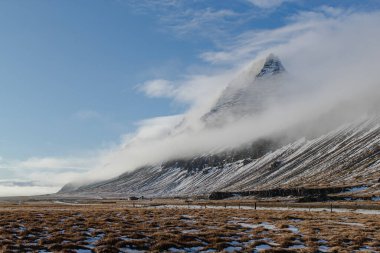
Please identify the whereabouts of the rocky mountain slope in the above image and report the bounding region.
[58,116,380,198]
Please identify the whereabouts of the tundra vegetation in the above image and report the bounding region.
[0,202,379,252]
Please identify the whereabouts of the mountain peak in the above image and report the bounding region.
[256,54,285,78]
[201,54,287,126]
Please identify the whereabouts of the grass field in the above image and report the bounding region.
[0,202,379,252]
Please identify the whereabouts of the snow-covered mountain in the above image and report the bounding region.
[58,54,380,198]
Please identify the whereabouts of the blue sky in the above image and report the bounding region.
[1,0,380,195]
[0,0,194,159]
[1,0,379,160]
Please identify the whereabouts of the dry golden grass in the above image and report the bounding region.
[0,202,379,252]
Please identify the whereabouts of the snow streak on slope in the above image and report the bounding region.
[63,117,380,198]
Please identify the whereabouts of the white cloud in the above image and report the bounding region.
[0,155,100,196]
[138,79,176,98]
[139,69,238,110]
[0,184,60,197]
[246,0,291,8]
[132,115,184,141]
[17,157,96,170]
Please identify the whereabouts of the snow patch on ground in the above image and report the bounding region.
[254,244,272,251]
[169,246,204,253]
[318,245,330,252]
[237,222,276,230]
[346,186,369,193]
[334,221,365,227]
[224,246,242,253]
[287,225,300,233]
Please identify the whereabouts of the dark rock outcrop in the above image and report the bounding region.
[209,185,366,200]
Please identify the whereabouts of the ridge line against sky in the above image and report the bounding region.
[1,0,380,196]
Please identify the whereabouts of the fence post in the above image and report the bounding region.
[330,203,333,213]
[254,202,257,210]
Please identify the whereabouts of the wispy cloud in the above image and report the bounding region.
[125,0,181,10]
[138,79,176,98]
[125,0,258,41]
[200,6,353,65]
[74,110,102,121]
[246,0,292,9]
[129,115,184,142]
[161,8,241,38]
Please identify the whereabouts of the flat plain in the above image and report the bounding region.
[0,201,379,253]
